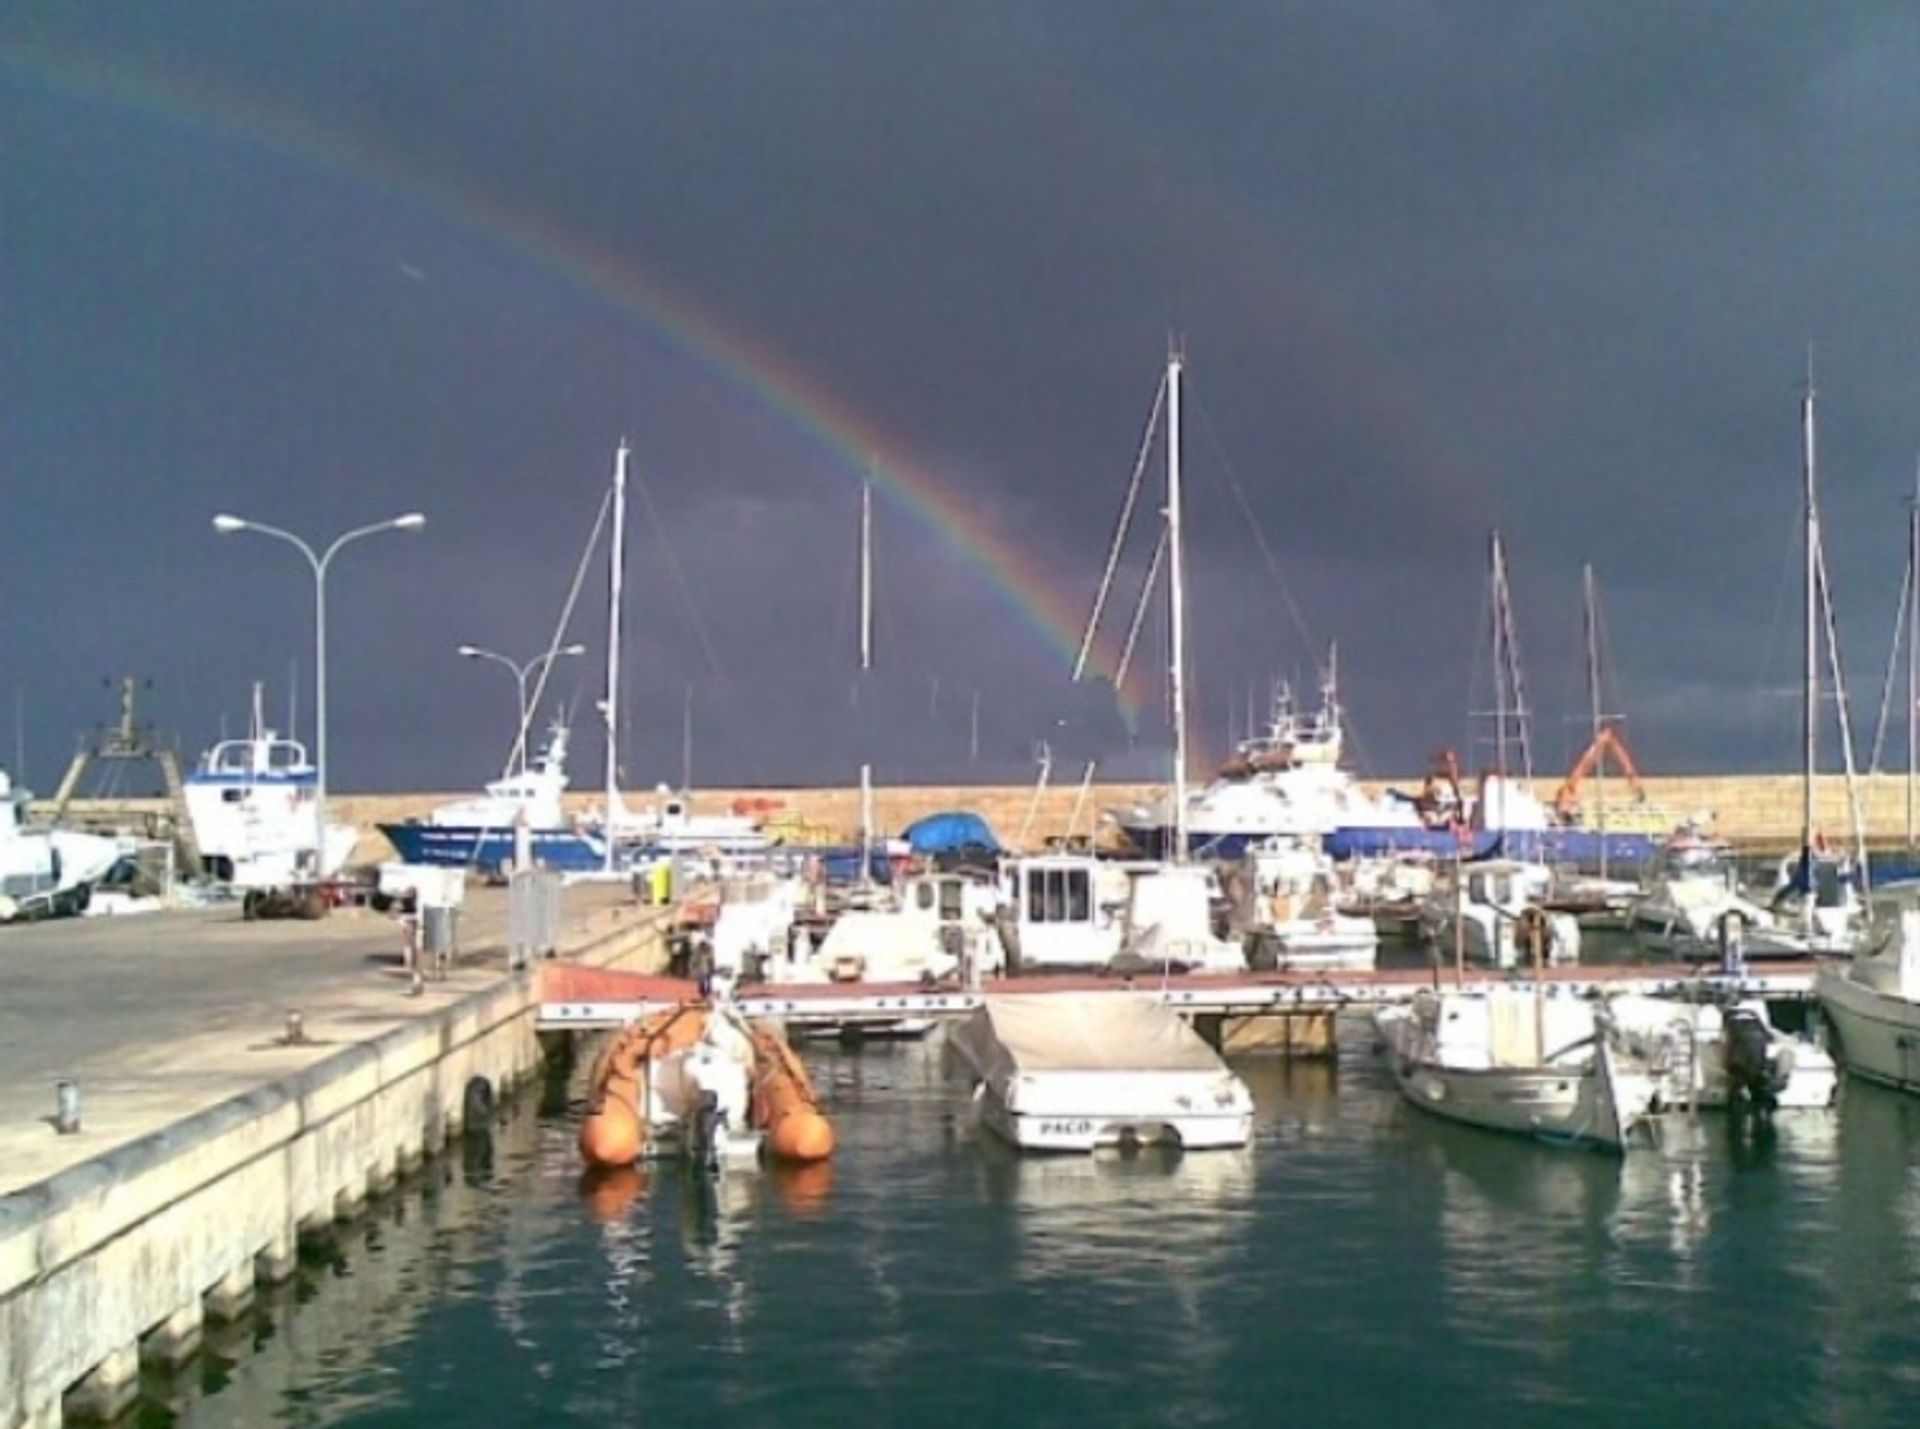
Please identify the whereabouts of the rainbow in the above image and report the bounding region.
[2,40,1158,723]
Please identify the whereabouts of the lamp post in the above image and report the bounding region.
[457,642,587,774]
[213,510,426,878]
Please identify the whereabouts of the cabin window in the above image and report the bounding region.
[939,879,964,921]
[1025,866,1090,924]
[222,789,245,804]
[916,883,935,912]
[1066,869,1089,922]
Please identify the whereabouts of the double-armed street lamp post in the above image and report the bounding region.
[212,511,426,877]
[457,642,587,775]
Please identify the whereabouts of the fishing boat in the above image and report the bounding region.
[1375,988,1660,1150]
[1606,993,1838,1111]
[1332,542,1662,873]
[1116,663,1425,859]
[184,684,358,885]
[382,444,751,875]
[1816,905,1920,1093]
[947,994,1254,1152]
[0,770,123,922]
[379,719,609,873]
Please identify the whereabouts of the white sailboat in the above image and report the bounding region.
[1766,370,1869,956]
[1374,987,1660,1151]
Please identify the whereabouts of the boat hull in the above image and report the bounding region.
[379,823,608,872]
[1817,968,1920,1093]
[977,1083,1253,1152]
[1387,1053,1645,1150]
[1119,820,1658,872]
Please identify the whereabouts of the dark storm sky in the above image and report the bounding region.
[7,2,1920,795]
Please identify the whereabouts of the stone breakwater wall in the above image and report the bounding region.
[0,910,669,1429]
[50,774,1920,862]
[324,774,1920,855]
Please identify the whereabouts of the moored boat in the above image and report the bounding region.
[1816,906,1920,1094]
[1375,988,1659,1151]
[947,993,1253,1152]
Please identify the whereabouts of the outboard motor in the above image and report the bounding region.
[1722,1008,1783,1111]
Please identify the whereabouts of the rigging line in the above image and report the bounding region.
[1868,556,1911,773]
[1814,537,1871,880]
[1075,372,1166,680]
[632,465,728,690]
[512,484,612,777]
[1114,523,1168,693]
[1188,385,1320,661]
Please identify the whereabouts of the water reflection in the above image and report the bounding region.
[578,1165,649,1223]
[162,1026,1920,1429]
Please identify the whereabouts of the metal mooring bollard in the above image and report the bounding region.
[54,1079,81,1135]
[283,1009,308,1046]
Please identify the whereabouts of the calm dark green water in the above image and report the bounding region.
[164,1023,1920,1429]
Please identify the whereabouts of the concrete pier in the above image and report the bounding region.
[0,886,669,1428]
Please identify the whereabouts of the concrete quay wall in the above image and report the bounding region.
[0,911,669,1429]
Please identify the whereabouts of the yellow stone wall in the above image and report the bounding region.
[46,774,1920,862]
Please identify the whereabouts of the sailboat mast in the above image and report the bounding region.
[859,479,874,883]
[1909,459,1918,848]
[1491,531,1510,830]
[1802,376,1819,907]
[1583,564,1607,879]
[1166,347,1190,865]
[603,441,629,875]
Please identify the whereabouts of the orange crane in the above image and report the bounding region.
[1554,725,1647,820]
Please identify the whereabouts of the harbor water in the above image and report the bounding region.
[159,1012,1920,1429]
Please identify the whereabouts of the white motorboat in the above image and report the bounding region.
[1418,857,1581,969]
[1761,847,1866,957]
[947,994,1254,1152]
[1337,850,1438,938]
[1232,835,1378,971]
[591,785,771,858]
[1627,830,1778,959]
[1375,988,1660,1150]
[1000,853,1245,974]
[1816,906,1920,1094]
[0,770,123,922]
[185,688,358,886]
[787,867,1005,987]
[1606,993,1838,1111]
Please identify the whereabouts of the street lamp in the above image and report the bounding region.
[457,642,587,774]
[212,510,426,877]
